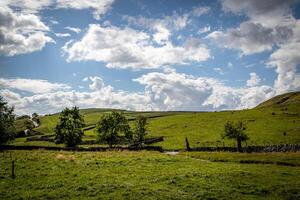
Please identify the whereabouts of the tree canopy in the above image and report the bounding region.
[96,112,131,147]
[133,115,148,146]
[0,96,15,144]
[54,107,84,147]
[222,121,249,152]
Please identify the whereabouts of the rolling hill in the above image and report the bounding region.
[13,91,300,150]
[256,91,300,109]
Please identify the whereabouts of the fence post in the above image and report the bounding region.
[12,160,15,179]
[185,137,190,151]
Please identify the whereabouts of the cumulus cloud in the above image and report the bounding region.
[0,71,277,115]
[209,0,300,95]
[124,14,184,45]
[63,24,210,69]
[135,70,275,111]
[0,78,71,94]
[124,6,210,44]
[221,0,295,27]
[0,6,53,56]
[207,21,292,55]
[56,0,114,20]
[268,21,300,93]
[247,72,261,87]
[0,0,53,14]
[1,0,115,20]
[0,76,147,115]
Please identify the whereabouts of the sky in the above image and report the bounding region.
[0,0,300,115]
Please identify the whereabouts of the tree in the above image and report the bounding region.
[96,112,131,147]
[222,121,249,152]
[54,107,84,147]
[133,115,148,146]
[0,96,15,144]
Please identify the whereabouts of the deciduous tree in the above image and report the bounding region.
[55,107,84,147]
[0,96,15,144]
[96,112,131,147]
[222,121,249,152]
[133,115,148,146]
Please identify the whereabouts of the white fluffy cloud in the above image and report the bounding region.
[0,70,277,115]
[0,76,147,115]
[268,21,300,93]
[124,6,210,44]
[0,0,53,14]
[1,0,115,19]
[56,0,114,20]
[247,72,261,87]
[207,21,292,55]
[63,24,210,69]
[208,0,300,95]
[0,78,70,94]
[221,0,295,27]
[0,6,53,56]
[136,70,275,111]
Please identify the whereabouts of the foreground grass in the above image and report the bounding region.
[0,150,299,199]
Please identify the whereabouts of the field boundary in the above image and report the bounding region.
[0,145,163,152]
[189,144,300,153]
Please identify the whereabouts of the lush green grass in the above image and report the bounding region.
[179,152,300,166]
[13,104,300,150]
[147,106,300,149]
[13,92,300,149]
[0,150,299,199]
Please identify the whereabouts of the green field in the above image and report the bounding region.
[13,92,300,150]
[0,150,299,199]
[2,92,300,199]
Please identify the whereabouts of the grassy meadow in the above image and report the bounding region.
[1,92,300,199]
[1,150,300,200]
[12,102,300,150]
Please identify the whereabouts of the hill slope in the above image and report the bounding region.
[256,91,300,109]
[13,91,300,149]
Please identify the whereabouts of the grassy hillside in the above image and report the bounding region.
[1,150,299,199]
[13,92,300,149]
[256,91,300,109]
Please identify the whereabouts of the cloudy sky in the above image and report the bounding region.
[0,0,300,115]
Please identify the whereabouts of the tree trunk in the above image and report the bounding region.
[237,138,242,152]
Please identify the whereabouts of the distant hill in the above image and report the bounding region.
[256,91,300,109]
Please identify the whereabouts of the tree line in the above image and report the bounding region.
[54,107,148,147]
[0,95,249,151]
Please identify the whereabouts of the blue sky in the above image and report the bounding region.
[0,0,299,115]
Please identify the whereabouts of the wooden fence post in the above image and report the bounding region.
[12,160,15,179]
